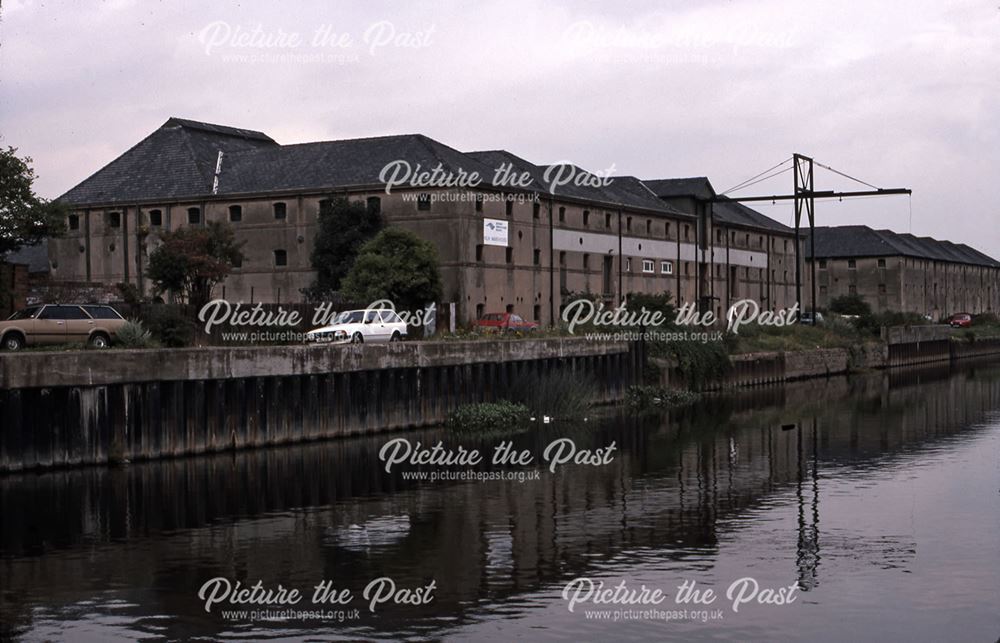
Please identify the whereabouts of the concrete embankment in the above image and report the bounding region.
[658,326,1000,390]
[0,338,639,473]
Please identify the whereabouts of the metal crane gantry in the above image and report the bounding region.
[713,153,912,322]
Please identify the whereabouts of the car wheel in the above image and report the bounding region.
[351,332,364,344]
[2,333,25,351]
[390,331,402,342]
[89,333,110,349]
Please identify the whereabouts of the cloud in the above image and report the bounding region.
[1,0,997,257]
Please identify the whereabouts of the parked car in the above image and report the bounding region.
[305,309,407,344]
[475,312,539,333]
[798,311,825,325]
[0,304,126,351]
[948,313,973,328]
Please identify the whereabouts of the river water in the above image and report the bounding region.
[2,361,999,641]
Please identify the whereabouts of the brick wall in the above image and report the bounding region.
[0,262,29,317]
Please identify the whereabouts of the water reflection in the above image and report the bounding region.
[2,360,999,641]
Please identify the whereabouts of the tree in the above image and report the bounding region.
[829,292,872,316]
[147,221,244,308]
[341,228,442,313]
[305,197,383,300]
[0,146,66,255]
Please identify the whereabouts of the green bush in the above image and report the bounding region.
[446,401,530,434]
[115,319,157,348]
[829,293,872,316]
[507,370,595,419]
[973,312,1000,326]
[649,338,731,390]
[143,306,196,347]
[625,385,700,410]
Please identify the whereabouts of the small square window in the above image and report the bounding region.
[417,194,431,211]
[148,210,162,226]
[533,202,540,219]
[877,258,886,268]
[583,210,590,226]
[475,194,483,212]
[626,216,632,232]
[107,212,121,228]
[558,207,565,222]
[646,220,652,234]
[475,244,484,262]
[848,259,857,269]
[625,258,631,272]
[559,251,566,266]
[273,249,287,266]
[273,202,287,220]
[506,199,514,217]
[229,205,243,222]
[605,212,612,228]
[819,259,827,269]
[533,249,541,265]
[583,254,589,270]
[878,284,887,294]
[849,284,857,295]
[661,261,673,275]
[68,214,79,230]
[187,207,201,224]
[642,259,654,273]
[505,247,513,264]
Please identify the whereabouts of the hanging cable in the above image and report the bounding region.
[721,157,792,195]
[813,161,880,190]
[723,165,793,195]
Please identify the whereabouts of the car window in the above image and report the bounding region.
[60,306,90,320]
[511,315,524,323]
[379,311,400,323]
[83,305,123,320]
[8,306,40,320]
[38,306,61,320]
[365,311,378,323]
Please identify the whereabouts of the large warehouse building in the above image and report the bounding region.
[806,226,1000,317]
[49,117,805,325]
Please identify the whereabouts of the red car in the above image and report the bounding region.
[948,313,972,328]
[475,312,539,333]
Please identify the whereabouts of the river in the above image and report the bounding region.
[2,361,999,641]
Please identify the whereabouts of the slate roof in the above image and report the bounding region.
[467,151,690,215]
[642,177,716,201]
[60,118,277,205]
[3,241,49,273]
[712,197,793,234]
[806,225,1000,268]
[221,134,497,195]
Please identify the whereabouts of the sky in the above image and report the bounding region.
[2,0,998,258]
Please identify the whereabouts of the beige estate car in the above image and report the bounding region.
[0,304,127,351]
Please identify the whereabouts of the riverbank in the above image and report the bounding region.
[0,338,640,472]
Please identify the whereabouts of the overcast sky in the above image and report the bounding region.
[2,0,998,257]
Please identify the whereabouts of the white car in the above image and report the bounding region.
[306,309,408,344]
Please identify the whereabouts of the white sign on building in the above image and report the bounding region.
[483,218,509,247]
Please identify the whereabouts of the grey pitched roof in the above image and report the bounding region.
[3,240,49,273]
[467,151,690,215]
[60,118,278,205]
[642,177,716,200]
[806,225,1000,268]
[221,134,497,195]
[712,197,793,234]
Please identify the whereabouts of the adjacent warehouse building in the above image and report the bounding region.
[806,225,1000,318]
[49,117,804,325]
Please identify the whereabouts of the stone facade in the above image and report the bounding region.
[48,118,805,326]
[809,250,1000,318]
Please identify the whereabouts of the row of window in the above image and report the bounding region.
[67,202,299,232]
[818,258,888,269]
